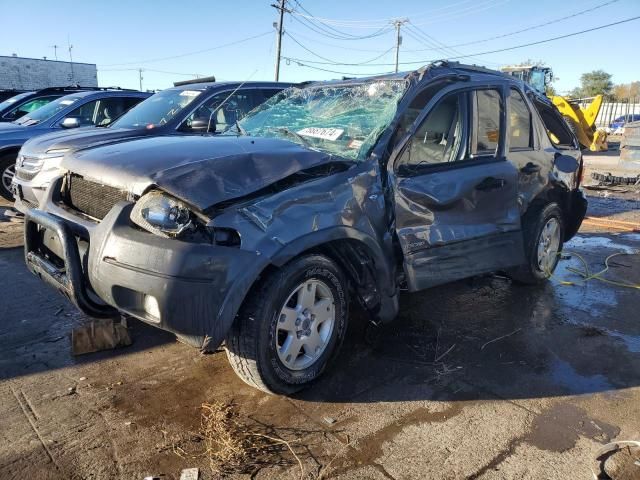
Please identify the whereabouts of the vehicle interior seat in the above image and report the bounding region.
[412,99,459,164]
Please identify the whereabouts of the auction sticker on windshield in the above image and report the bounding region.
[179,90,201,97]
[297,127,344,141]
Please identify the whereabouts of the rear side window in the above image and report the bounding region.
[473,89,501,156]
[508,89,532,150]
[533,98,575,147]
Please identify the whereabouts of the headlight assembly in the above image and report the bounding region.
[130,191,194,237]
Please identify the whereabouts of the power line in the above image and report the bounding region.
[287,0,491,27]
[286,15,640,68]
[283,58,394,76]
[99,31,273,67]
[409,0,511,27]
[282,29,394,52]
[99,67,205,77]
[290,2,392,40]
[404,0,622,51]
[285,32,394,65]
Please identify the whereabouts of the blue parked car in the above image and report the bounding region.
[609,114,640,131]
[0,88,150,200]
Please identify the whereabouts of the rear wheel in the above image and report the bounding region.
[508,203,564,285]
[0,153,17,201]
[225,254,348,395]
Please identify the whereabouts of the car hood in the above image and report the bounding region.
[0,122,26,133]
[22,127,148,156]
[64,135,341,211]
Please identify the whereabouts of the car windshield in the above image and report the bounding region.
[0,92,33,111]
[236,80,408,160]
[111,88,204,129]
[14,94,82,125]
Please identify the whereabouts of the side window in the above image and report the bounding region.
[94,98,136,126]
[508,89,532,150]
[3,95,59,120]
[180,90,256,133]
[473,89,501,156]
[533,98,575,148]
[398,91,466,169]
[68,100,99,126]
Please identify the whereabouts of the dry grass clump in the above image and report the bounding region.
[173,401,303,478]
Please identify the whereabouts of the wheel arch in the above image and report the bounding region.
[523,181,580,241]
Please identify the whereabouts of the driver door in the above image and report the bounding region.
[391,85,524,291]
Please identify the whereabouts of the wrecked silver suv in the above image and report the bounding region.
[24,62,587,394]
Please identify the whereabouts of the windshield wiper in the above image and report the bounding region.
[275,127,312,148]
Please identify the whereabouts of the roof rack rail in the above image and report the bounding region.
[173,75,216,87]
[441,61,504,76]
[35,85,139,93]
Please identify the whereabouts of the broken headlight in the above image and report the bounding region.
[130,191,193,237]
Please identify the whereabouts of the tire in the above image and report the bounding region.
[0,153,17,201]
[508,203,564,285]
[225,254,348,395]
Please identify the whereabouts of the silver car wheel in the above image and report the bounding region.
[2,163,15,194]
[537,217,561,275]
[275,279,336,371]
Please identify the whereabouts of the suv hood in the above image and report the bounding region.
[64,135,340,210]
[22,127,148,156]
[0,122,26,133]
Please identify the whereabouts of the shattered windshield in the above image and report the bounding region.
[237,80,408,160]
[111,88,204,129]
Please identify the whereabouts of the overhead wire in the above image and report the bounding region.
[98,31,273,67]
[404,0,622,51]
[285,32,395,66]
[284,15,640,68]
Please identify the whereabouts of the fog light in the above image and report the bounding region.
[143,294,161,319]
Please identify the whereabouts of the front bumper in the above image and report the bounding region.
[24,201,265,350]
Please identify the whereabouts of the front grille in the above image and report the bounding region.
[65,174,128,220]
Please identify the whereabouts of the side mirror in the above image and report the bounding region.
[554,154,579,173]
[189,117,215,133]
[61,117,80,129]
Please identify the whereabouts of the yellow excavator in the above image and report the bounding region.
[501,65,607,151]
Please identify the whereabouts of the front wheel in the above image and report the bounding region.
[0,154,17,201]
[225,254,348,395]
[508,203,564,285]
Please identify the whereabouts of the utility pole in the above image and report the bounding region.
[392,19,408,73]
[272,0,287,81]
[139,68,144,91]
[50,45,59,60]
[67,36,75,83]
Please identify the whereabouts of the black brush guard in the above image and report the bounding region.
[24,209,116,318]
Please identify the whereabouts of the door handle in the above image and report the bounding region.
[520,162,541,174]
[475,177,506,191]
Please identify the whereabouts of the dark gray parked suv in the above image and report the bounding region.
[24,62,587,395]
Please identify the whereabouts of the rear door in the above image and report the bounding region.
[390,82,524,291]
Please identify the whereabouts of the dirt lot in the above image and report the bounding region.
[1,154,639,479]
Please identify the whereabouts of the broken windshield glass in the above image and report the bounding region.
[237,80,408,160]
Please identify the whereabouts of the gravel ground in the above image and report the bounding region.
[0,154,639,479]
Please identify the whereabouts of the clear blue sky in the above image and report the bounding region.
[1,0,639,94]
